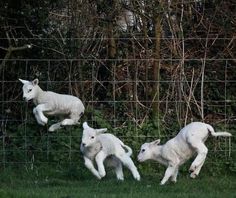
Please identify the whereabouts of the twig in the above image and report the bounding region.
[184,68,194,125]
[0,44,32,71]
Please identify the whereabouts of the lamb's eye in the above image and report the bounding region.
[28,89,32,93]
[141,149,145,153]
[91,136,94,139]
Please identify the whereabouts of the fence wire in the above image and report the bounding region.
[0,38,235,170]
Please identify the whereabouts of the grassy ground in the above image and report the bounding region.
[0,168,235,198]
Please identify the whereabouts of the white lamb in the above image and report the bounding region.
[137,122,232,185]
[80,122,140,181]
[19,78,85,131]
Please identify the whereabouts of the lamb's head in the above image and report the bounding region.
[137,139,161,162]
[81,122,107,147]
[19,79,39,101]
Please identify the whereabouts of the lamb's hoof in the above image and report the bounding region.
[39,122,46,126]
[99,171,106,178]
[189,165,196,173]
[134,174,141,181]
[117,176,124,181]
[48,127,56,132]
[171,179,177,183]
[96,175,102,180]
[190,172,197,179]
[48,123,62,132]
[61,120,68,126]
[41,117,48,125]
[61,119,74,126]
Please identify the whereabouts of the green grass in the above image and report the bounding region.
[0,168,235,198]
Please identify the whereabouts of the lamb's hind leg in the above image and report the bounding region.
[189,141,208,177]
[50,113,81,131]
[61,112,82,126]
[190,159,205,178]
[117,154,140,181]
[114,160,124,181]
[61,119,77,126]
[48,122,62,132]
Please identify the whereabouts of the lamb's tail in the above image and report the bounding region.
[206,124,232,137]
[122,144,133,156]
[119,140,133,156]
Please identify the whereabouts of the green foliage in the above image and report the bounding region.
[3,109,234,176]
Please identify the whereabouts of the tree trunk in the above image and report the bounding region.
[107,22,116,59]
[152,12,161,134]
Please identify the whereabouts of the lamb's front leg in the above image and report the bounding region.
[33,104,49,125]
[95,151,107,178]
[170,167,179,183]
[161,164,178,185]
[33,108,45,125]
[84,156,101,179]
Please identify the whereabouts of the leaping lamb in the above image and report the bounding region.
[19,78,85,131]
[80,122,140,181]
[137,122,232,185]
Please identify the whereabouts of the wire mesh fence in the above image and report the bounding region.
[0,37,235,174]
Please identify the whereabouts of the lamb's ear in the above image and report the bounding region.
[32,79,39,86]
[150,139,160,146]
[83,122,90,129]
[19,79,29,84]
[96,128,107,134]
